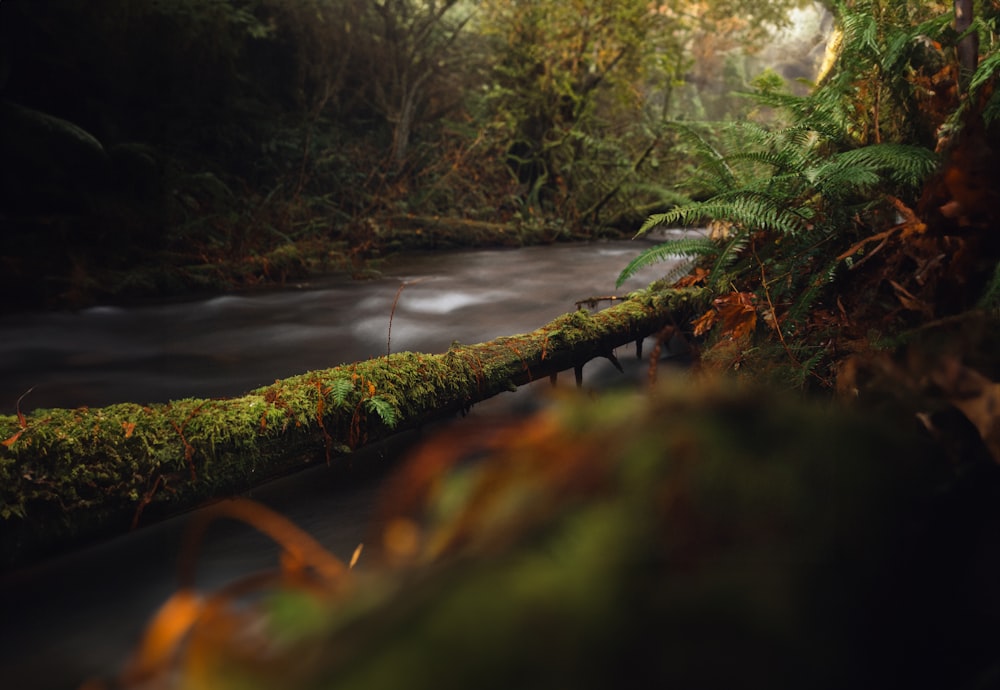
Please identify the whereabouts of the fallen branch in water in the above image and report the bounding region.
[0,286,707,571]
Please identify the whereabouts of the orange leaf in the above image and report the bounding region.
[692,309,717,337]
[676,266,710,288]
[714,292,758,340]
[2,429,25,448]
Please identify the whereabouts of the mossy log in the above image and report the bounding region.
[0,286,707,570]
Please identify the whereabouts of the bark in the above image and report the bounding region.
[0,286,707,570]
[955,0,979,88]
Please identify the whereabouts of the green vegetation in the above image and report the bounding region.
[4,3,1000,689]
[0,0,804,309]
[618,0,1000,388]
[0,285,705,568]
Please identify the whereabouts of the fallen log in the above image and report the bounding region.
[0,285,707,570]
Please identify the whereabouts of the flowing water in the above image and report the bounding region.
[0,236,692,689]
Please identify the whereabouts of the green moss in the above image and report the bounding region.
[0,285,709,569]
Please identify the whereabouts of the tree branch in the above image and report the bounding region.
[0,287,707,570]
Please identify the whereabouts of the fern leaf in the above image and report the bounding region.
[365,397,399,428]
[808,158,882,196]
[832,143,937,190]
[636,203,712,236]
[706,232,749,289]
[616,237,717,287]
[667,122,739,192]
[331,378,354,407]
[693,192,810,235]
[969,51,1000,98]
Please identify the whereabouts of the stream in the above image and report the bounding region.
[0,236,692,690]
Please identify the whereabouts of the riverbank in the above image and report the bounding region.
[1,210,632,314]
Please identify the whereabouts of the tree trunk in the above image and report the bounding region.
[955,0,979,88]
[0,286,707,570]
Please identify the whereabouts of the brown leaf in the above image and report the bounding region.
[692,309,717,337]
[713,292,757,340]
[675,266,710,287]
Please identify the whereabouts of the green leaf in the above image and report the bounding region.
[331,378,354,407]
[365,397,399,428]
[616,237,717,287]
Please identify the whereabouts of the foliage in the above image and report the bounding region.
[617,119,936,297]
[471,0,805,223]
[617,0,1000,388]
[0,0,825,308]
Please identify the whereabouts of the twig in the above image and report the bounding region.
[387,279,425,357]
[575,295,626,309]
[15,386,35,428]
[754,246,800,369]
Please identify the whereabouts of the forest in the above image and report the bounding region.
[2,0,1000,688]
[1,0,821,308]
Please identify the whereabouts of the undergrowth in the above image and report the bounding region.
[617,0,1000,389]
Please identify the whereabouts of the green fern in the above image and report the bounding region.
[365,397,399,428]
[827,144,938,190]
[331,378,354,407]
[616,236,717,287]
[783,257,842,326]
[706,233,749,290]
[667,122,739,193]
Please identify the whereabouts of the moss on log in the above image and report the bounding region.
[0,286,707,570]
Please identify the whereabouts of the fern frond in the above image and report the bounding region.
[832,143,938,190]
[694,192,810,235]
[616,236,717,287]
[331,378,354,407]
[840,6,879,56]
[969,51,1000,98]
[636,203,712,235]
[706,232,749,289]
[638,190,810,238]
[365,397,399,428]
[726,149,805,176]
[808,158,882,196]
[667,122,738,192]
[784,258,840,325]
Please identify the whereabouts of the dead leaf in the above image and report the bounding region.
[676,266,710,287]
[713,292,757,340]
[692,309,717,337]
